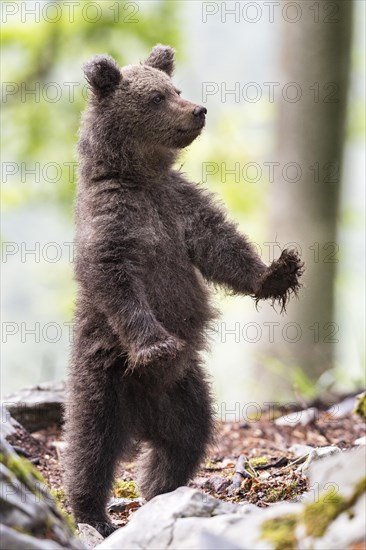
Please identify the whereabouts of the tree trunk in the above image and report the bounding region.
[259,0,353,394]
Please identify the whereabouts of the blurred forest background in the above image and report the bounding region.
[1,0,365,409]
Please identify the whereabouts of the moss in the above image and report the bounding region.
[2,452,46,493]
[50,488,77,534]
[11,525,30,536]
[303,477,366,539]
[51,488,66,505]
[304,476,366,538]
[265,480,300,503]
[349,477,366,506]
[267,488,283,503]
[262,475,366,546]
[304,488,346,537]
[1,449,78,536]
[261,514,298,550]
[354,392,366,421]
[204,459,221,470]
[113,479,139,499]
[53,501,77,535]
[249,456,269,468]
[62,511,77,534]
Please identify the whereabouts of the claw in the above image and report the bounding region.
[254,249,304,313]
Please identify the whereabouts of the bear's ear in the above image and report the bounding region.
[83,55,121,98]
[144,44,175,76]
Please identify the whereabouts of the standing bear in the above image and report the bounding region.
[63,45,303,536]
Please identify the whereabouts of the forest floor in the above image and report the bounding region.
[6,401,366,529]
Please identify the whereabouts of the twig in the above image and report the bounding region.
[254,456,289,470]
[230,454,255,493]
[280,454,309,471]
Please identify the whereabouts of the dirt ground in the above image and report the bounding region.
[6,404,366,529]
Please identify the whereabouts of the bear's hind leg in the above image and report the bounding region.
[63,352,135,537]
[138,363,215,500]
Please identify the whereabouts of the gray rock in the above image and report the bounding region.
[297,445,341,476]
[203,475,231,494]
[301,446,366,550]
[308,445,365,499]
[0,524,63,549]
[96,487,303,550]
[96,487,250,549]
[197,531,244,550]
[354,435,366,445]
[0,436,86,549]
[327,396,357,418]
[289,443,314,458]
[0,405,24,438]
[3,380,65,432]
[274,407,317,427]
[311,492,366,550]
[78,524,104,548]
[96,447,366,550]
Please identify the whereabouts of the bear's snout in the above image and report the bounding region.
[193,105,207,118]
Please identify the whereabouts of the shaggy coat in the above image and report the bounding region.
[63,45,303,537]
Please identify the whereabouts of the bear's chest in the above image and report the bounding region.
[128,188,187,261]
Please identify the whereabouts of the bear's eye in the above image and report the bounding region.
[153,94,165,104]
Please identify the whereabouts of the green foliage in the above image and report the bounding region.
[1,0,181,212]
[1,0,264,224]
[182,106,267,222]
[261,356,318,401]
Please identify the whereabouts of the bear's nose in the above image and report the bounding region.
[193,105,207,117]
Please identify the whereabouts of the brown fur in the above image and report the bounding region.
[63,45,303,537]
[255,249,304,312]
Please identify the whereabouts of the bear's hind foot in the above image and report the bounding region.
[83,519,118,538]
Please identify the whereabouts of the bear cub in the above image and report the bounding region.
[63,45,303,537]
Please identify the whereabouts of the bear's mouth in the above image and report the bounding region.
[177,124,204,134]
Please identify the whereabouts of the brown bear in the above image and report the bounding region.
[63,45,303,537]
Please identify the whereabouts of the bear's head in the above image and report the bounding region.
[82,45,207,152]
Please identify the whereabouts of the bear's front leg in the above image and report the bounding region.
[79,255,185,373]
[126,327,185,372]
[253,249,304,312]
[182,180,304,308]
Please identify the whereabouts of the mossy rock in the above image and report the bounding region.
[354,392,366,421]
[303,488,346,537]
[261,473,366,548]
[261,514,298,550]
[0,436,83,548]
[113,479,139,499]
[249,456,269,468]
[50,488,77,533]
[0,450,46,494]
[303,476,366,538]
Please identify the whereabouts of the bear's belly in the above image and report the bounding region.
[141,252,215,344]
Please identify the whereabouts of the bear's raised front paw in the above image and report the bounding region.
[127,335,185,370]
[254,248,304,313]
